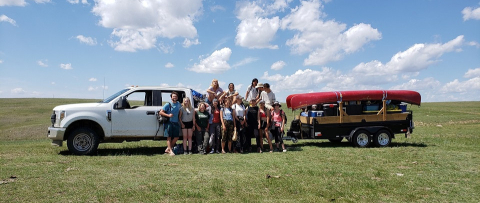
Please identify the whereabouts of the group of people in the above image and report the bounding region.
[159,78,287,156]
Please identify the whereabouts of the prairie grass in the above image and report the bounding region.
[0,99,479,202]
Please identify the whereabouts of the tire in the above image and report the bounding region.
[374,130,392,147]
[67,127,99,155]
[328,137,343,143]
[352,130,371,148]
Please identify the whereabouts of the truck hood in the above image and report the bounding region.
[53,103,107,111]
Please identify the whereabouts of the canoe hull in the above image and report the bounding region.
[286,90,421,110]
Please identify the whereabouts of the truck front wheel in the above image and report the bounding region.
[374,130,391,147]
[352,130,371,148]
[67,127,99,155]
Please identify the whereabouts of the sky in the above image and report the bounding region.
[1,0,480,103]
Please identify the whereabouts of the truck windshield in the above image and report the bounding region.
[101,89,129,103]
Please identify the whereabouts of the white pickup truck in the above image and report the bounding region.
[47,86,198,155]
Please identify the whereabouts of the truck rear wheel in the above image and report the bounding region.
[352,130,371,148]
[67,127,99,155]
[374,130,391,147]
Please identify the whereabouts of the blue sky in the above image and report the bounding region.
[1,0,479,103]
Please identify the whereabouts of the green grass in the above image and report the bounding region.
[1,98,479,202]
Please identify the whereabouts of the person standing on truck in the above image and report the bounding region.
[270,101,287,152]
[179,97,196,155]
[221,83,239,104]
[220,99,236,154]
[258,100,273,153]
[232,95,246,153]
[258,83,275,111]
[206,79,224,105]
[195,102,210,155]
[245,98,258,153]
[160,91,182,156]
[209,99,222,154]
[245,78,259,104]
[255,83,264,105]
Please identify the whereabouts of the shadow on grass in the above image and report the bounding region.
[58,141,428,156]
[290,141,428,148]
[59,146,167,156]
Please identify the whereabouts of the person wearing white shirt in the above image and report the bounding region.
[258,83,275,110]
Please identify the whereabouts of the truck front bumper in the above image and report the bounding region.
[48,127,66,146]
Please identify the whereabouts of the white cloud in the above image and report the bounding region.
[387,35,464,72]
[37,59,48,67]
[464,68,480,78]
[60,63,73,70]
[468,41,480,48]
[0,0,26,6]
[76,35,97,46]
[88,86,97,91]
[165,62,174,68]
[92,0,202,52]
[51,82,55,85]
[441,77,480,93]
[281,0,381,66]
[34,0,51,3]
[89,78,97,82]
[187,47,232,74]
[0,0,51,6]
[352,36,465,80]
[261,71,285,82]
[263,68,338,91]
[158,41,175,53]
[390,78,441,91]
[210,5,225,12]
[235,1,280,49]
[462,5,480,21]
[271,60,286,70]
[0,60,3,64]
[67,0,88,4]
[183,38,200,48]
[11,88,26,94]
[232,57,259,68]
[0,15,17,26]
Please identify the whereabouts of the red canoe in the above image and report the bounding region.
[286,90,421,110]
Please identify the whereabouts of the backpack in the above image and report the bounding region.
[271,109,287,124]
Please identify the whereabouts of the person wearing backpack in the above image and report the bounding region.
[159,91,182,156]
[270,101,286,152]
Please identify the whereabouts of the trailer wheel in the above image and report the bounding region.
[352,130,371,148]
[374,130,391,147]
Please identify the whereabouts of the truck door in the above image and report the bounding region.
[111,90,160,136]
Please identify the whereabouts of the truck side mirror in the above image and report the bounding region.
[114,96,129,109]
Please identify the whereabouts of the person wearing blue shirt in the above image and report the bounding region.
[160,91,182,156]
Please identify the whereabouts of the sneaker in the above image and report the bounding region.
[189,151,193,155]
[210,150,215,154]
[282,149,287,153]
[184,152,188,155]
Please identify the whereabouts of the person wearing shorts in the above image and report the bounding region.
[159,92,182,156]
[220,99,236,153]
[179,97,195,155]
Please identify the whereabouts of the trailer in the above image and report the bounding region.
[286,90,421,147]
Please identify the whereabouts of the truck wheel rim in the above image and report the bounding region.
[356,133,369,146]
[73,133,92,152]
[377,133,390,146]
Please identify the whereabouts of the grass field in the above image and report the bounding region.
[1,98,479,202]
